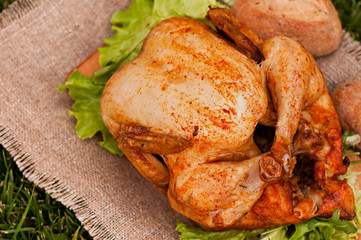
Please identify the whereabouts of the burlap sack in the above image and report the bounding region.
[0,0,360,239]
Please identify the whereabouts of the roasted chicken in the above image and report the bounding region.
[100,8,354,230]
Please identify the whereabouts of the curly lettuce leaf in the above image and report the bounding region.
[152,0,221,20]
[176,209,358,240]
[342,131,361,158]
[260,227,288,240]
[59,70,103,138]
[289,209,357,240]
[176,221,263,240]
[59,70,122,156]
[343,131,361,149]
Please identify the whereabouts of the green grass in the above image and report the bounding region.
[332,0,361,41]
[0,0,360,239]
[0,0,16,12]
[0,145,91,240]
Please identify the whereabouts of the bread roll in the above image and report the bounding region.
[231,0,342,57]
[332,80,361,149]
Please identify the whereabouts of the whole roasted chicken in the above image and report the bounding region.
[100,8,354,230]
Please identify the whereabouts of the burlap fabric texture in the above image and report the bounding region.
[1,0,361,239]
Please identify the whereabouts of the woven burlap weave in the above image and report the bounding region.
[0,0,361,239]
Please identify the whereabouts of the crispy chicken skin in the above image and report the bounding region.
[100,9,354,230]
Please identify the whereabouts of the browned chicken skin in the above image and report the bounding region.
[100,8,354,230]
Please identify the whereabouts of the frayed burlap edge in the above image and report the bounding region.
[317,30,361,92]
[0,0,40,29]
[0,125,117,240]
[341,31,361,62]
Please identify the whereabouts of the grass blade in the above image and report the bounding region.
[11,186,35,240]
[72,226,81,240]
[2,227,36,234]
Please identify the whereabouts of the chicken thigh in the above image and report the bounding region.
[100,9,354,230]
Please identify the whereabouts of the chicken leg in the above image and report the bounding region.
[260,36,326,181]
[208,8,325,181]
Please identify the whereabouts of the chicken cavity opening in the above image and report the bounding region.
[254,124,323,217]
[254,124,275,153]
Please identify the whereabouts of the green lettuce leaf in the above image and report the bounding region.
[58,70,122,156]
[176,221,263,240]
[176,209,358,240]
[260,227,288,240]
[342,131,361,158]
[289,209,357,240]
[59,0,225,155]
